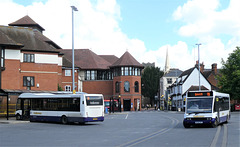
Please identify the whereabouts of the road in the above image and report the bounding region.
[0,111,239,146]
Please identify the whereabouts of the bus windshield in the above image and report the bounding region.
[86,96,103,106]
[187,98,213,114]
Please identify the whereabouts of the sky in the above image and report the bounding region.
[0,0,239,71]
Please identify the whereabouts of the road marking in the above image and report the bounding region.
[117,114,179,147]
[125,114,128,119]
[210,125,221,147]
[221,124,228,147]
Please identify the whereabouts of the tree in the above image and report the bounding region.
[141,66,164,105]
[217,47,240,100]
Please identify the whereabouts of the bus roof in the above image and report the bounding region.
[18,92,89,99]
[187,90,230,97]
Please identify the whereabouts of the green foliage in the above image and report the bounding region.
[141,66,164,104]
[58,84,63,91]
[217,47,240,100]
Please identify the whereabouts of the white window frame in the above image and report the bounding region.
[65,85,71,91]
[65,70,71,76]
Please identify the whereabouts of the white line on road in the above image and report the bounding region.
[125,114,128,119]
[221,124,228,147]
[210,125,221,147]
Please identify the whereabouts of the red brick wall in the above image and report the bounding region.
[113,76,142,111]
[20,62,58,91]
[2,59,21,89]
[60,69,78,91]
[83,80,113,99]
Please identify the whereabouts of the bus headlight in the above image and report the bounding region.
[207,117,212,120]
[186,118,191,120]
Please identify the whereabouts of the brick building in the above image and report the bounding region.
[0,15,143,116]
[61,49,144,111]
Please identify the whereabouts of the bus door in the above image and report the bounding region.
[215,97,220,122]
[16,98,31,119]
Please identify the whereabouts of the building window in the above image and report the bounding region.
[23,53,35,63]
[135,68,138,76]
[65,85,71,91]
[121,67,124,76]
[91,70,97,80]
[134,81,139,92]
[124,81,130,92]
[129,67,132,76]
[1,49,5,68]
[65,70,71,76]
[167,78,172,84]
[23,76,34,87]
[125,67,129,76]
[115,82,120,93]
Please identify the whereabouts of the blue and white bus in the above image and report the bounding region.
[15,92,104,124]
[183,90,230,128]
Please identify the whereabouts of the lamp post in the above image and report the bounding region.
[195,43,201,91]
[71,6,78,94]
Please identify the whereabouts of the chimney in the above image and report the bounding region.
[212,63,217,74]
[200,62,204,73]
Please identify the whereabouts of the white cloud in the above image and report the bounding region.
[171,0,240,69]
[0,0,147,59]
[1,0,239,72]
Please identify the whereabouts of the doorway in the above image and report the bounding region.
[123,99,131,111]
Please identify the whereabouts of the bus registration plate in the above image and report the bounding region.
[195,121,203,124]
[93,118,98,120]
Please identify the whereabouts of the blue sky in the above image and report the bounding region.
[2,0,240,70]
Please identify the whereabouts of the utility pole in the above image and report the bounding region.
[196,43,201,91]
[71,6,78,94]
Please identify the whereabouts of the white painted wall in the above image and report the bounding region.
[58,57,62,66]
[35,54,58,64]
[182,68,211,93]
[5,49,21,60]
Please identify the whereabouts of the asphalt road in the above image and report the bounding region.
[0,111,239,147]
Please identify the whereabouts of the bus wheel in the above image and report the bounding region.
[183,121,190,128]
[212,118,218,128]
[16,114,21,120]
[61,116,68,124]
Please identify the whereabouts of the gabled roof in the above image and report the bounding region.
[61,49,112,70]
[111,51,143,68]
[0,26,59,53]
[9,15,45,32]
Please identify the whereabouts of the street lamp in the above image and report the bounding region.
[196,43,201,91]
[71,6,78,94]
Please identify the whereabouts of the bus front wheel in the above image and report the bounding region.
[61,116,68,124]
[16,114,21,120]
[212,118,218,128]
[183,121,190,128]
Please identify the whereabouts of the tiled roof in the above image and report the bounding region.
[9,15,45,31]
[164,69,183,77]
[111,51,143,68]
[99,55,119,64]
[0,27,24,48]
[0,26,59,53]
[61,49,112,70]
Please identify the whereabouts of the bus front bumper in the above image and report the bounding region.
[183,118,216,125]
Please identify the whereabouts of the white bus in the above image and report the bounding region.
[183,90,230,128]
[15,92,104,124]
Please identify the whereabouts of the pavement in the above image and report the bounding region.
[0,117,29,124]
